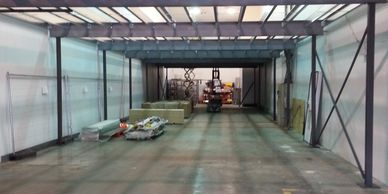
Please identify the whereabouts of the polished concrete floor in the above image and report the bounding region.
[0,106,387,194]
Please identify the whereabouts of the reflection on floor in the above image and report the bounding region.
[0,106,386,194]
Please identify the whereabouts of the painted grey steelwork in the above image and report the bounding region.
[56,37,63,145]
[49,22,324,37]
[99,40,296,52]
[273,58,277,121]
[311,35,317,146]
[129,58,132,109]
[365,3,375,187]
[0,0,385,7]
[102,50,107,120]
[124,50,280,59]
[316,51,365,183]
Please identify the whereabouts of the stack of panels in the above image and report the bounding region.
[129,109,184,124]
[141,100,192,118]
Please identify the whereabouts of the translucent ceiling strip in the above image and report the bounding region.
[4,13,44,23]
[268,5,286,21]
[155,37,165,40]
[255,36,268,39]
[139,7,166,23]
[156,7,172,23]
[99,7,127,23]
[113,7,141,23]
[201,37,218,40]
[165,7,190,22]
[217,6,240,22]
[0,7,9,10]
[39,7,57,10]
[242,6,271,22]
[165,37,182,40]
[11,7,39,10]
[94,37,112,42]
[187,6,214,22]
[238,36,254,40]
[71,7,117,23]
[70,11,94,23]
[53,12,84,23]
[327,4,360,21]
[25,12,69,24]
[293,4,336,21]
[129,37,148,41]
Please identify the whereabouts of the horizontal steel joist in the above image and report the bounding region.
[99,40,296,51]
[49,22,324,37]
[124,50,280,59]
[1,0,385,7]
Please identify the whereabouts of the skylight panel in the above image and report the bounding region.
[39,7,57,10]
[255,36,268,39]
[268,5,286,21]
[70,10,94,23]
[25,12,69,24]
[71,8,117,23]
[327,4,360,21]
[294,4,336,21]
[99,7,127,23]
[243,6,272,22]
[187,7,215,22]
[165,37,182,40]
[165,7,190,22]
[0,7,9,10]
[139,7,166,23]
[129,37,148,41]
[11,7,39,10]
[112,7,141,23]
[217,6,240,22]
[201,37,218,40]
[53,12,84,23]
[94,37,112,42]
[238,36,254,40]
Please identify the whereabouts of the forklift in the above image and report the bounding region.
[207,68,222,112]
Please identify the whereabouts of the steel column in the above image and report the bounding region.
[56,37,63,144]
[103,50,107,120]
[311,35,317,146]
[157,66,160,100]
[273,58,277,121]
[365,3,375,187]
[129,58,132,109]
[254,67,257,106]
[165,67,169,100]
[145,64,149,101]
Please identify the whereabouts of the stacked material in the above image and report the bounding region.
[129,109,184,124]
[125,116,167,140]
[141,100,192,118]
[79,119,121,142]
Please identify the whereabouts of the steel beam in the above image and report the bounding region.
[273,58,277,121]
[49,22,324,37]
[144,58,269,65]
[1,0,384,7]
[365,3,375,188]
[56,37,63,145]
[311,35,317,147]
[99,40,296,51]
[125,50,280,59]
[129,58,132,109]
[103,50,107,120]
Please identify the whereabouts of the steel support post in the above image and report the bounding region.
[285,50,292,130]
[311,35,317,146]
[129,58,132,109]
[255,67,258,106]
[273,58,277,121]
[145,64,149,101]
[103,50,107,120]
[365,3,375,187]
[157,66,160,100]
[165,67,169,100]
[56,37,63,144]
[265,63,267,109]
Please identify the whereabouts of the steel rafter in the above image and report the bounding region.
[1,0,385,7]
[49,22,324,37]
[99,40,296,51]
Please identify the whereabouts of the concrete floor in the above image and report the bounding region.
[0,106,387,194]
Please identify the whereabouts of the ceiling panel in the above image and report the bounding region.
[187,7,215,22]
[4,13,43,23]
[238,36,254,40]
[217,6,240,22]
[165,37,183,40]
[70,10,94,23]
[129,37,148,41]
[294,4,336,21]
[94,37,112,42]
[112,7,141,23]
[71,7,117,23]
[53,12,84,23]
[129,7,166,23]
[201,36,218,40]
[25,12,69,24]
[327,4,360,21]
[255,36,268,39]
[39,7,57,10]
[242,6,271,22]
[11,7,39,10]
[268,5,286,21]
[165,7,190,22]
[99,7,127,23]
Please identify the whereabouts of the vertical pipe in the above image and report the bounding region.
[157,66,160,100]
[264,63,267,110]
[273,58,277,121]
[56,37,63,144]
[103,50,107,120]
[365,3,375,187]
[311,35,317,147]
[129,58,132,109]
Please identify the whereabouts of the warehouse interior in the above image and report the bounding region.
[1,0,388,193]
